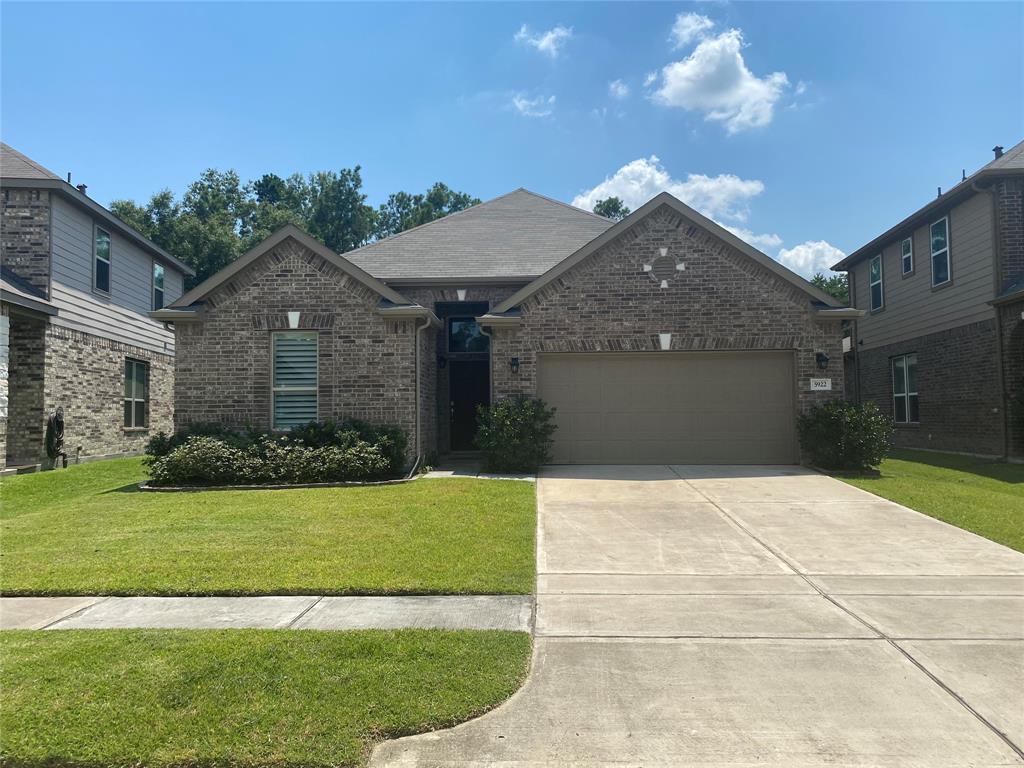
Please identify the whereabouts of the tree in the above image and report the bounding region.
[593,196,630,221]
[373,182,480,240]
[811,272,850,304]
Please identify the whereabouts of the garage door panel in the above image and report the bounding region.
[538,352,796,465]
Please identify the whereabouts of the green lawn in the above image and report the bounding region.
[0,628,531,768]
[842,449,1024,552]
[0,458,535,596]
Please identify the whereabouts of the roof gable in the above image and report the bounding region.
[170,225,413,309]
[493,192,841,314]
[344,188,614,281]
[0,142,62,181]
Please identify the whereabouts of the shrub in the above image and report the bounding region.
[289,418,407,476]
[474,396,557,473]
[797,400,893,471]
[147,434,390,487]
[146,423,256,458]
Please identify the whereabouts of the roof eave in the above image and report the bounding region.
[1,289,58,316]
[476,312,523,328]
[991,288,1024,306]
[813,307,864,320]
[150,307,204,323]
[374,303,442,328]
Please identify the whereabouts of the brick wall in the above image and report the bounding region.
[997,177,1024,287]
[174,238,421,458]
[487,204,845,415]
[1000,300,1024,458]
[5,312,47,463]
[0,305,8,469]
[855,319,1002,455]
[44,325,175,460]
[1,188,50,296]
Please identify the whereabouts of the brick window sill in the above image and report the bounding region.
[123,427,150,434]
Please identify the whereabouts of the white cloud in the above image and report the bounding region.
[724,225,783,253]
[608,79,630,99]
[652,29,789,133]
[671,12,715,48]
[514,24,573,58]
[795,80,808,95]
[643,71,658,87]
[512,93,556,118]
[776,240,846,277]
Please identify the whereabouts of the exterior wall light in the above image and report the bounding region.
[437,355,448,370]
[815,352,830,370]
[509,357,520,374]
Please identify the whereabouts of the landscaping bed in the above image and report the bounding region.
[841,449,1024,553]
[0,458,536,596]
[0,628,532,768]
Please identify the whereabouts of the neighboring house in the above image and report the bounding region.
[834,140,1024,459]
[0,143,194,470]
[158,189,856,465]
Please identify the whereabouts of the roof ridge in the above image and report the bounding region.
[0,142,62,181]
[514,188,615,223]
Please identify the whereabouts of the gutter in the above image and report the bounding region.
[375,303,442,326]
[1,288,58,316]
[149,307,203,323]
[476,312,523,328]
[410,314,432,475]
[813,307,864,320]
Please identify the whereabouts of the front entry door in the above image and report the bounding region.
[449,360,490,451]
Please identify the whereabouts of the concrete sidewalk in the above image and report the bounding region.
[372,464,1024,768]
[0,595,533,631]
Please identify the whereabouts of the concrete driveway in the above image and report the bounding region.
[373,465,1024,767]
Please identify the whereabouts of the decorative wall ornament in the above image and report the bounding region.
[642,247,686,289]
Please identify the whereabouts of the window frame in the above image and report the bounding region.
[271,330,319,430]
[891,353,919,425]
[93,225,112,295]
[900,236,914,276]
[447,316,490,355]
[152,261,166,310]
[124,358,150,430]
[930,216,951,288]
[868,254,884,312]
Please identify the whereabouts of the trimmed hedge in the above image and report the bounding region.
[475,396,557,473]
[797,400,893,471]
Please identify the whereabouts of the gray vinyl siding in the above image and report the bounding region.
[850,192,995,351]
[50,195,184,354]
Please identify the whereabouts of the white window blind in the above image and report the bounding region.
[272,331,318,429]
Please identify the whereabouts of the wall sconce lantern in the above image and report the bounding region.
[509,357,520,374]
[815,352,830,370]
[437,355,448,370]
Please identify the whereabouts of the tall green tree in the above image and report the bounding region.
[811,272,850,304]
[593,196,631,220]
[373,183,480,240]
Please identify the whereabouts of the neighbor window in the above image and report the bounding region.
[891,354,919,424]
[869,254,883,311]
[94,227,111,293]
[901,237,913,275]
[448,317,489,354]
[153,262,165,310]
[124,358,149,428]
[272,331,318,429]
[930,217,950,287]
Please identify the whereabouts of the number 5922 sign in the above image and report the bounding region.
[809,378,832,392]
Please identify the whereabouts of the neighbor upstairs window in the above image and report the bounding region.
[153,262,165,310]
[901,237,913,275]
[272,331,318,429]
[892,354,918,424]
[124,358,149,428]
[869,254,883,311]
[930,217,950,287]
[94,227,111,294]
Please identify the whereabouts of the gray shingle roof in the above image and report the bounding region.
[0,142,62,181]
[345,188,614,280]
[988,139,1024,171]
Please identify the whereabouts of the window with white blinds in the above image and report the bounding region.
[272,331,318,429]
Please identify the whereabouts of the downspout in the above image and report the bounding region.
[973,180,1009,458]
[407,315,431,478]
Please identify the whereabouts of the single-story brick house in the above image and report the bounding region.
[155,189,859,465]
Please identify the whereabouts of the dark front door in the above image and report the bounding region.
[449,359,489,451]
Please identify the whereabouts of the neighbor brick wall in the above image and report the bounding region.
[5,312,47,463]
[174,238,420,459]
[0,305,8,469]
[1,188,51,296]
[487,204,845,416]
[855,319,1002,455]
[997,177,1024,287]
[44,326,174,460]
[1000,300,1024,459]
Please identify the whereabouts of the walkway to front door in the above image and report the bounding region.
[373,464,1024,767]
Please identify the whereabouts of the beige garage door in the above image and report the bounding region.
[537,352,797,464]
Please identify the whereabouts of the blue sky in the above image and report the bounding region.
[3,1,1021,275]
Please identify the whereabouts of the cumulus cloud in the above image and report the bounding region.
[514,24,573,58]
[724,225,784,254]
[643,71,658,87]
[608,79,630,99]
[511,93,556,118]
[652,29,789,133]
[776,240,846,277]
[571,155,765,222]
[671,12,714,48]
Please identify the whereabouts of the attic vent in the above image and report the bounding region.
[993,145,1004,159]
[686,225,698,237]
[651,255,677,282]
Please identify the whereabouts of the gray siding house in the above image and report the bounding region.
[0,143,193,470]
[158,189,858,466]
[835,140,1024,459]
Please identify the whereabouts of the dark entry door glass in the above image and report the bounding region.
[449,360,489,451]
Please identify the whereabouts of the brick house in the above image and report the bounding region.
[0,143,194,470]
[160,189,855,465]
[834,140,1024,459]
